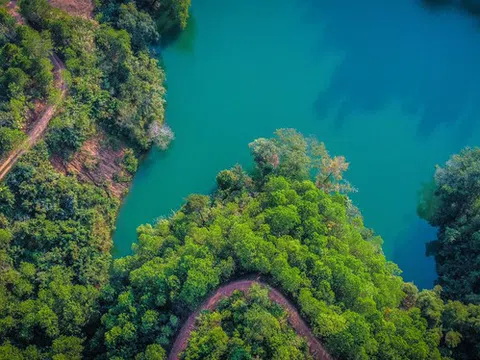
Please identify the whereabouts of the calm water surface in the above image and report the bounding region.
[114,0,480,288]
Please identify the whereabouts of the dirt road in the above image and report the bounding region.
[6,0,23,24]
[168,278,333,360]
[0,1,67,181]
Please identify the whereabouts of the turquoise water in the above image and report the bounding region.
[114,0,480,289]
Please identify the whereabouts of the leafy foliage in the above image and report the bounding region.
[0,0,182,357]
[249,129,354,193]
[0,144,119,357]
[419,147,480,304]
[181,285,312,360]
[97,0,191,35]
[0,9,54,157]
[97,1,159,50]
[0,127,26,156]
[19,0,168,153]
[0,114,479,359]
[94,130,452,360]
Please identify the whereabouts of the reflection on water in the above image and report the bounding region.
[173,14,197,54]
[305,0,480,138]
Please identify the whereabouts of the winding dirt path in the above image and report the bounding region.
[0,1,67,181]
[168,278,333,360]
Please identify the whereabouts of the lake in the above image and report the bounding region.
[114,0,480,289]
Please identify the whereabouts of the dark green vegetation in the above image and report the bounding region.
[97,0,191,37]
[90,130,479,360]
[0,8,53,157]
[0,144,119,359]
[19,0,168,156]
[419,148,480,304]
[181,285,312,360]
[0,0,189,357]
[1,115,480,358]
[1,0,480,357]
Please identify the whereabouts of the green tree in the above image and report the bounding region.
[0,127,25,157]
[96,131,447,359]
[181,287,312,360]
[419,147,480,304]
[116,2,159,50]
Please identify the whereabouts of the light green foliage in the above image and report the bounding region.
[181,286,312,360]
[249,129,354,192]
[46,99,94,159]
[0,127,26,157]
[0,0,170,357]
[122,148,138,174]
[52,336,83,360]
[266,205,301,236]
[137,344,167,360]
[96,130,446,359]
[0,9,54,108]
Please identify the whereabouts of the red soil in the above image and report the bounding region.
[51,133,129,198]
[168,278,333,360]
[49,0,94,19]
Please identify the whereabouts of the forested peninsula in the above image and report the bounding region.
[1,1,480,360]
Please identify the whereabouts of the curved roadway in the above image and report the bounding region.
[168,279,333,360]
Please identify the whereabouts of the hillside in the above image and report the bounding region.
[1,1,480,359]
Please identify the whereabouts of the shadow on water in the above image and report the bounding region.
[159,13,197,53]
[421,0,456,11]
[422,0,480,16]
[392,218,438,288]
[300,0,480,139]
[173,14,197,54]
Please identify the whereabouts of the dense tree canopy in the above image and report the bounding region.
[419,147,480,304]
[0,8,54,157]
[19,0,168,155]
[135,0,191,31]
[0,0,176,356]
[96,1,159,50]
[96,0,191,36]
[0,117,479,358]
[181,286,312,360]
[90,129,479,360]
[0,143,118,358]
[1,2,479,357]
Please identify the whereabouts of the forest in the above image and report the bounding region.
[180,285,313,359]
[18,0,170,154]
[0,0,179,358]
[0,8,53,157]
[88,129,480,360]
[419,148,480,305]
[1,0,480,359]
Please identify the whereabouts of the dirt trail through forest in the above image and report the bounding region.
[168,278,333,360]
[0,1,67,181]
